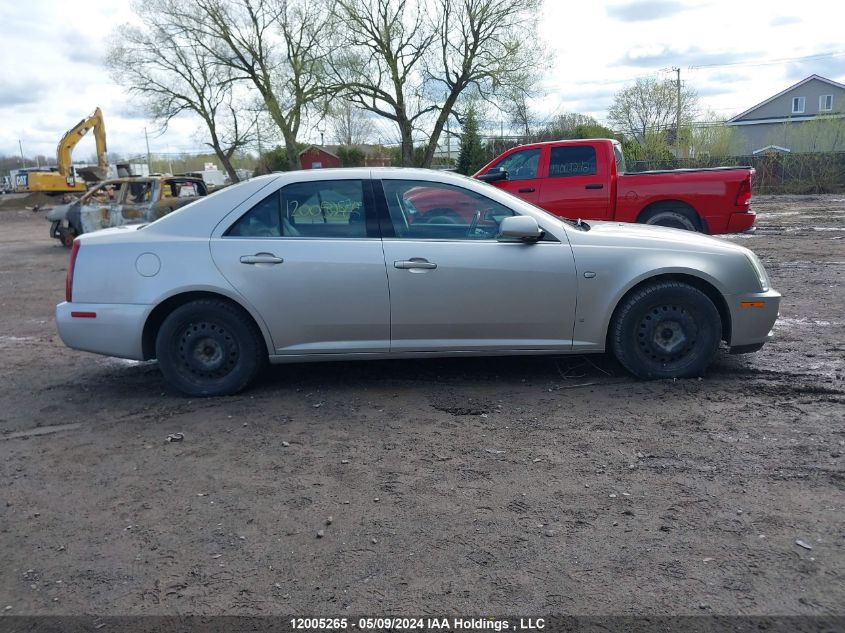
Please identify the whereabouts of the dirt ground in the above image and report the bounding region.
[0,195,842,617]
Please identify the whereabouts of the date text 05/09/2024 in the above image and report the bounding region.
[289,617,546,631]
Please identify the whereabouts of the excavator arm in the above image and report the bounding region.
[56,107,108,179]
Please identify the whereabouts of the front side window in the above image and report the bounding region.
[549,146,597,178]
[382,180,516,240]
[820,94,834,112]
[792,96,805,114]
[488,148,541,180]
[226,180,368,238]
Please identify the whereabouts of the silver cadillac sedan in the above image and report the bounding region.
[56,168,780,396]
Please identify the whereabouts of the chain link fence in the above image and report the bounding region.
[627,152,845,194]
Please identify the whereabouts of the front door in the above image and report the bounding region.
[377,178,578,352]
[210,179,390,355]
[483,147,544,204]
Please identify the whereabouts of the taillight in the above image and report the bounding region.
[66,239,80,302]
[735,176,752,206]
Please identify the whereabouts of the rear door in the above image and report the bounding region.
[537,143,612,220]
[210,178,390,355]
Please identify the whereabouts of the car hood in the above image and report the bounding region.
[570,220,745,255]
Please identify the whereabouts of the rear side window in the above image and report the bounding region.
[226,190,282,237]
[549,146,597,177]
[225,180,369,238]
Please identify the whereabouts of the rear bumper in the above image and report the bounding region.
[727,210,757,233]
[56,302,148,360]
[727,289,781,350]
[705,210,756,234]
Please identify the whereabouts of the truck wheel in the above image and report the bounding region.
[155,299,266,397]
[610,281,721,380]
[641,206,700,232]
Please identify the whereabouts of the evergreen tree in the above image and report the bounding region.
[456,107,485,175]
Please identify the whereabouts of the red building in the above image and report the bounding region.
[299,146,342,169]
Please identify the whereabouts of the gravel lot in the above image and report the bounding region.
[0,195,842,616]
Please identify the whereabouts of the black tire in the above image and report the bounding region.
[610,281,721,380]
[641,206,700,232]
[155,299,266,396]
[58,226,77,248]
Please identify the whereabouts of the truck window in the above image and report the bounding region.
[613,143,627,174]
[489,148,541,180]
[549,146,597,178]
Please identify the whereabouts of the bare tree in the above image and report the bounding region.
[107,11,255,182]
[608,76,698,143]
[330,0,435,166]
[505,89,537,140]
[132,0,334,170]
[331,0,542,166]
[689,111,737,158]
[328,102,375,145]
[420,0,542,166]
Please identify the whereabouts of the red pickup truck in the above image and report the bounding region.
[472,138,755,234]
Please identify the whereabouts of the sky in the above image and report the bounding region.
[0,0,843,162]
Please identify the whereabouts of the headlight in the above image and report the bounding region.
[745,251,770,292]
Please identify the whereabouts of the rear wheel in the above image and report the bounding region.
[155,299,266,396]
[610,281,721,379]
[641,206,700,232]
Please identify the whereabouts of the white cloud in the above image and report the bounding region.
[0,0,844,160]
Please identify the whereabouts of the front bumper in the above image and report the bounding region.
[56,302,149,360]
[727,289,781,351]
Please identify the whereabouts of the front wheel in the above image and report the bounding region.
[155,299,266,396]
[57,225,77,247]
[610,281,721,379]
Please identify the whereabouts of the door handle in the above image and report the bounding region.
[585,183,604,190]
[240,253,284,265]
[394,259,437,270]
[518,187,536,193]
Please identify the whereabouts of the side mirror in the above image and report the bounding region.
[497,215,544,243]
[478,167,508,183]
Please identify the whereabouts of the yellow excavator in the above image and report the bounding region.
[15,107,108,195]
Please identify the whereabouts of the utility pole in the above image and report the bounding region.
[144,127,152,173]
[18,140,25,167]
[674,67,682,157]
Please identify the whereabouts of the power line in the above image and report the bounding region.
[690,50,845,70]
